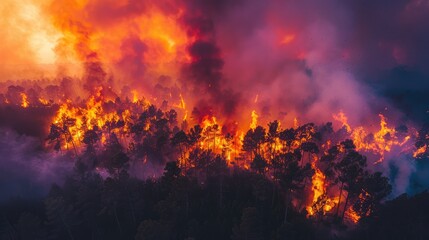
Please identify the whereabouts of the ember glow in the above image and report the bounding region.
[1,0,429,230]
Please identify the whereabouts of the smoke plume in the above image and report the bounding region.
[0,0,429,197]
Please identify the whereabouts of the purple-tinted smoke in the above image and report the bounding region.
[0,129,74,202]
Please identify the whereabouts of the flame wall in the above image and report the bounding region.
[1,0,429,198]
[2,0,428,126]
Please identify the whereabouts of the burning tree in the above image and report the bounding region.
[1,1,428,239]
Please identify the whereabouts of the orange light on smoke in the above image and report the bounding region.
[281,34,296,45]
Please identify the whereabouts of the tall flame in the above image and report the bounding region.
[20,93,29,108]
[250,110,258,130]
[306,155,339,216]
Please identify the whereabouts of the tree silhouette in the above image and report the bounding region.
[171,130,189,167]
[187,124,203,147]
[267,121,280,159]
[300,142,319,164]
[100,133,130,175]
[320,139,356,217]
[243,129,257,158]
[279,128,296,152]
[163,161,182,181]
[335,150,367,220]
[353,172,392,218]
[251,154,268,175]
[47,124,63,152]
[275,152,314,223]
[243,126,266,158]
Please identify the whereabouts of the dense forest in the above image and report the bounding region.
[2,164,429,240]
[2,0,429,239]
[1,100,428,240]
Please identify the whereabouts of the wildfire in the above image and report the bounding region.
[132,90,139,103]
[346,208,361,224]
[250,110,258,130]
[1,1,426,234]
[3,86,411,227]
[306,156,339,216]
[50,92,150,150]
[413,145,427,158]
[306,165,326,215]
[173,94,187,121]
[333,112,411,164]
[178,94,186,110]
[293,117,299,129]
[38,97,49,105]
[333,111,352,133]
[20,93,29,108]
[323,197,340,213]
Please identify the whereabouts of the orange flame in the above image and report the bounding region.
[20,93,29,108]
[413,145,427,158]
[333,111,351,133]
[250,110,258,129]
[306,166,326,215]
[306,156,339,216]
[333,112,411,164]
[346,208,361,224]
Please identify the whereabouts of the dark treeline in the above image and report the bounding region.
[1,164,428,240]
[1,102,429,240]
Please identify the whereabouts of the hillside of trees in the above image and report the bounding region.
[1,102,428,240]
